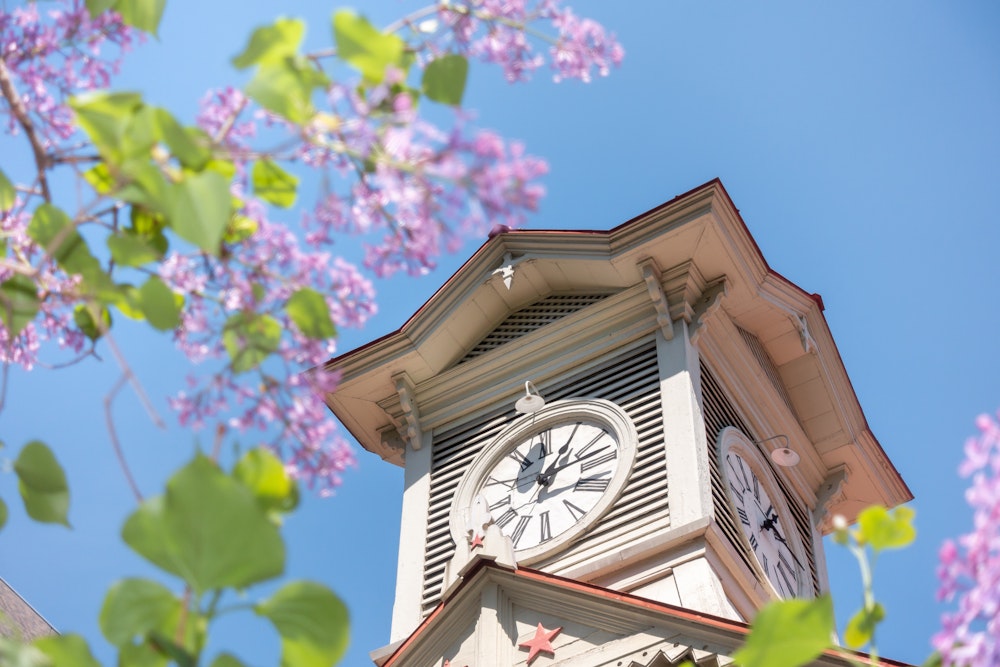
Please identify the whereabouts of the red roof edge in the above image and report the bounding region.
[381,559,916,667]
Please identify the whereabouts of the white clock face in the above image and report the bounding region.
[479,420,619,552]
[724,450,808,599]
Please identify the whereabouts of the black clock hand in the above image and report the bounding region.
[768,523,806,570]
[537,445,610,485]
[535,428,578,485]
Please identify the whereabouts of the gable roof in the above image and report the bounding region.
[323,178,911,520]
[377,557,914,667]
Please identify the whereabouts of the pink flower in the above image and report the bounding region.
[935,410,1000,666]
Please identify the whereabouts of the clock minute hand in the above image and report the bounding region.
[536,441,573,486]
[540,446,607,481]
[768,524,806,570]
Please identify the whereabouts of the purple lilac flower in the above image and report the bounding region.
[934,411,1000,666]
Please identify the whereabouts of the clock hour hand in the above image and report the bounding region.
[537,445,610,485]
[768,524,806,570]
[536,440,573,486]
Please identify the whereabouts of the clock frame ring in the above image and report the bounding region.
[718,426,811,599]
[450,398,638,565]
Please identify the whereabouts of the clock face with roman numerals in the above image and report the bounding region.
[480,420,620,554]
[722,443,810,599]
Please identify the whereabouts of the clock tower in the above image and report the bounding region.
[323,180,911,666]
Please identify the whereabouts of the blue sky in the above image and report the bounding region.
[2,1,999,665]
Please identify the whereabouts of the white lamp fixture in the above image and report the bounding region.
[514,381,545,414]
[755,435,800,467]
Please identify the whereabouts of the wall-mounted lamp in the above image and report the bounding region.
[514,381,545,414]
[754,435,800,467]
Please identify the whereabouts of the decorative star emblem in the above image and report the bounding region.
[518,623,562,664]
[469,532,485,549]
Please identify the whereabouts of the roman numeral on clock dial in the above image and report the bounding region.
[574,476,610,492]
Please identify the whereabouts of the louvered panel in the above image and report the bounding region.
[737,327,797,418]
[459,294,610,363]
[700,361,819,597]
[421,340,666,614]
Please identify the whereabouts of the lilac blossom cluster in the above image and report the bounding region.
[1,0,621,495]
[0,1,137,146]
[297,80,548,276]
[161,205,377,493]
[935,411,1000,666]
[433,0,624,83]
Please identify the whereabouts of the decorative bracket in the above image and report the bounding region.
[814,465,849,532]
[490,251,528,291]
[393,371,423,451]
[796,313,817,354]
[376,425,406,466]
[762,295,817,355]
[689,278,728,346]
[638,258,674,340]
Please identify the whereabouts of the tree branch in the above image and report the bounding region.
[0,57,52,202]
[104,373,144,503]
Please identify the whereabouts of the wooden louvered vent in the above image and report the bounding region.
[459,294,610,363]
[700,361,819,596]
[422,340,667,614]
[736,327,797,418]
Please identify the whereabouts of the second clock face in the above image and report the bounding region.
[479,420,620,553]
[724,450,809,599]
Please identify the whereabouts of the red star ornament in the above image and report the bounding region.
[469,532,485,549]
[518,623,562,664]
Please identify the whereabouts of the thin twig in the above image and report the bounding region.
[211,423,225,462]
[104,330,166,428]
[0,57,52,202]
[0,358,9,413]
[104,373,144,503]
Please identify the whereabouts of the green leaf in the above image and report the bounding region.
[0,275,40,339]
[70,92,144,163]
[210,654,247,667]
[222,312,282,373]
[33,634,100,667]
[167,170,232,254]
[0,638,49,667]
[85,0,117,16]
[129,206,170,255]
[27,204,103,280]
[73,303,111,341]
[922,652,944,667]
[117,161,171,213]
[138,276,181,331]
[252,159,299,208]
[246,57,328,124]
[286,288,336,340]
[843,602,885,648]
[733,596,833,667]
[108,232,163,267]
[256,581,349,667]
[122,105,160,160]
[105,283,146,321]
[156,110,210,171]
[0,168,15,211]
[0,497,7,531]
[121,454,285,593]
[100,578,180,647]
[83,163,117,194]
[333,11,406,83]
[224,215,258,244]
[422,54,468,106]
[115,0,166,35]
[14,441,70,527]
[856,505,916,552]
[233,448,299,516]
[232,18,305,69]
